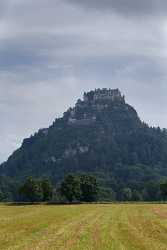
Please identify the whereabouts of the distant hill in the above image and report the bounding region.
[1,88,167,200]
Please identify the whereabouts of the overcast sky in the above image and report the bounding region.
[1,0,167,163]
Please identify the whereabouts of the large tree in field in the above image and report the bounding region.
[19,177,43,202]
[60,174,99,203]
[79,175,99,202]
[60,174,81,202]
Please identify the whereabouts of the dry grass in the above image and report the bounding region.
[0,203,167,250]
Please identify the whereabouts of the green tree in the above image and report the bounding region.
[41,179,53,201]
[160,181,167,200]
[60,175,81,202]
[121,187,132,201]
[132,189,143,201]
[145,181,159,201]
[80,175,99,202]
[0,190,5,201]
[19,177,43,202]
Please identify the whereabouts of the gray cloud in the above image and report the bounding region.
[66,0,167,16]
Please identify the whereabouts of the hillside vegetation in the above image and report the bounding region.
[1,88,167,201]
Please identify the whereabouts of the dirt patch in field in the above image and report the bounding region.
[153,208,167,219]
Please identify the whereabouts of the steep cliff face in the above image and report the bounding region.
[1,89,167,191]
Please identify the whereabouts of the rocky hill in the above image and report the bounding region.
[1,88,167,200]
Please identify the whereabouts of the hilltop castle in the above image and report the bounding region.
[68,88,125,125]
[83,88,125,103]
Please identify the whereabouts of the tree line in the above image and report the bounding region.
[18,174,99,203]
[10,175,167,203]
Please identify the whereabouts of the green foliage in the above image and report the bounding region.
[132,190,143,201]
[121,188,132,201]
[144,181,160,201]
[19,177,43,202]
[160,181,167,200]
[60,175,81,202]
[0,190,5,201]
[19,177,53,202]
[98,187,116,201]
[1,89,167,201]
[60,174,99,202]
[41,179,53,201]
[79,175,99,202]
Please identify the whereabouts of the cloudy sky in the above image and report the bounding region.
[1,0,167,163]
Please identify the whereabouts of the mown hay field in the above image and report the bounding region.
[0,203,167,250]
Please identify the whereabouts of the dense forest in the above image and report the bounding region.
[1,88,167,201]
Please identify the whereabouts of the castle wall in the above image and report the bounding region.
[83,88,124,103]
[68,117,96,126]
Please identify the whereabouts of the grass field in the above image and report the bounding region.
[0,203,167,250]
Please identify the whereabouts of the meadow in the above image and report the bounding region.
[0,203,167,250]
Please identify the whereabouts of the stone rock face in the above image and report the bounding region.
[64,145,89,158]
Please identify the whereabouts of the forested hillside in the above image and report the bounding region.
[1,88,167,201]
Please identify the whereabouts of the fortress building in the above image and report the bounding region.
[83,88,125,103]
[68,88,125,125]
